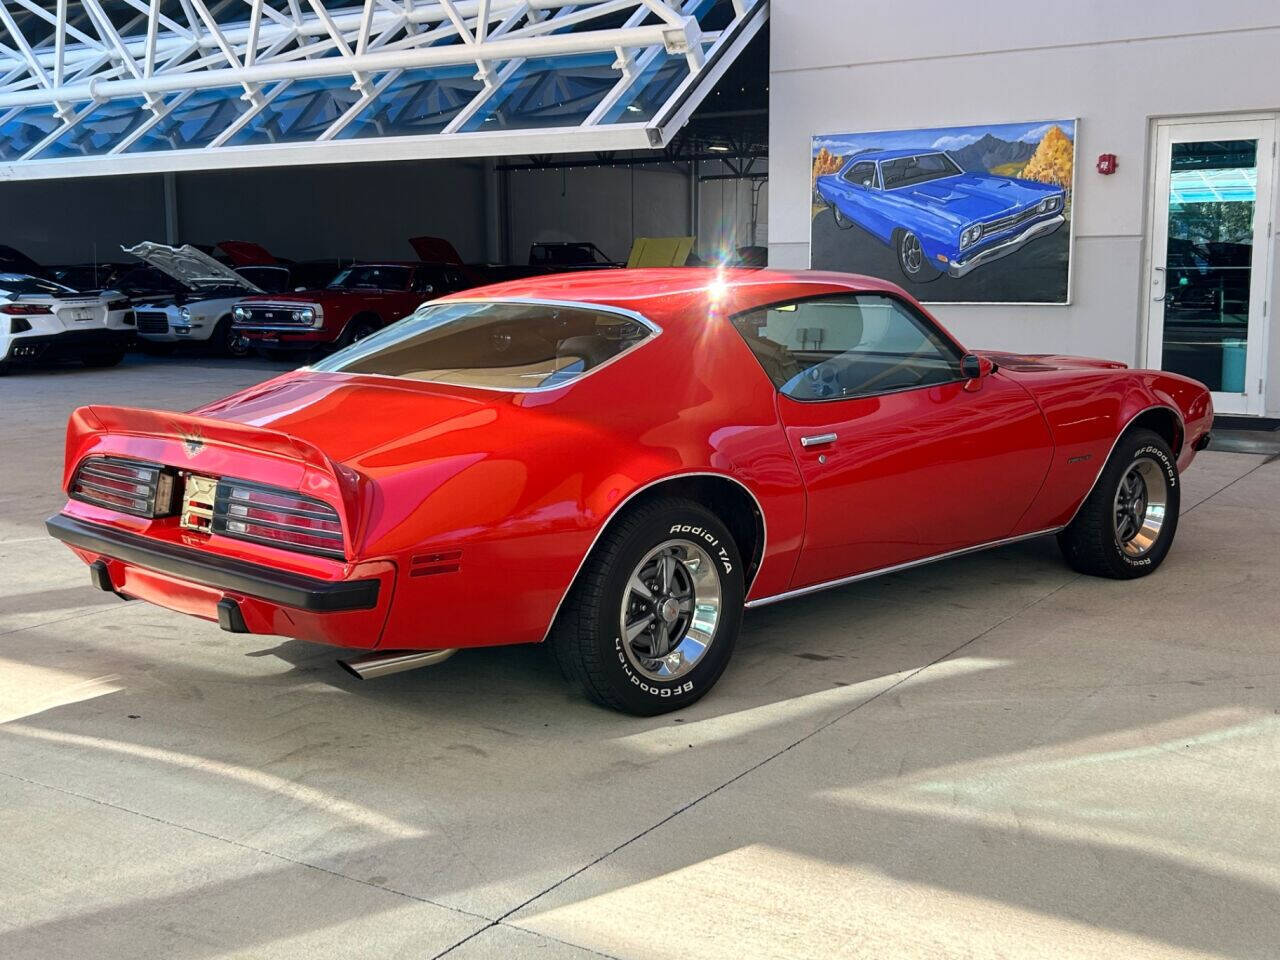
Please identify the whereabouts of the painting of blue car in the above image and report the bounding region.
[811,120,1076,303]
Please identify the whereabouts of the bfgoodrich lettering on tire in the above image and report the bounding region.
[1058,428,1180,579]
[549,496,744,715]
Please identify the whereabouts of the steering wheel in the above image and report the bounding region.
[805,362,840,399]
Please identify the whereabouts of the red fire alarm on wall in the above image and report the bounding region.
[1096,153,1118,175]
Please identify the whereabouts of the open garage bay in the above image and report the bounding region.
[2,358,1278,960]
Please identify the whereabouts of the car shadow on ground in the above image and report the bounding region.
[5,462,1276,958]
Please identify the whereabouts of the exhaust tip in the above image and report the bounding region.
[338,648,457,680]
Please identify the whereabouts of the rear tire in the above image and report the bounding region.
[1058,428,1180,579]
[548,497,743,715]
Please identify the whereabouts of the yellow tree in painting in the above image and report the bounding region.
[1020,125,1074,189]
[812,148,845,179]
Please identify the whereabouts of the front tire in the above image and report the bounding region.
[896,229,942,282]
[832,205,855,230]
[1058,428,1180,579]
[549,497,744,715]
[212,316,249,358]
[337,316,380,349]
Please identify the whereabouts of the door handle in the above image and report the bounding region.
[800,432,838,448]
[1152,265,1166,302]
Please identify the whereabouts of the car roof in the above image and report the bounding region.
[847,147,947,163]
[438,268,913,327]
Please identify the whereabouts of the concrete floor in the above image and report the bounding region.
[2,355,1278,960]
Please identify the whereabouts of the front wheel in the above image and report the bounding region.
[212,316,250,358]
[1058,428,1180,579]
[896,229,941,282]
[549,497,744,715]
[832,205,855,230]
[337,317,380,349]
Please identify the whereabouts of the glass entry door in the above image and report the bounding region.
[1147,117,1275,415]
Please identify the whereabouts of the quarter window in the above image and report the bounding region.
[843,161,878,188]
[730,295,962,401]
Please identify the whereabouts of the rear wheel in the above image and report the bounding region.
[1058,428,1180,579]
[549,497,743,715]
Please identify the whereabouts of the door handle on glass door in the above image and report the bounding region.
[1152,265,1166,302]
[800,433,838,448]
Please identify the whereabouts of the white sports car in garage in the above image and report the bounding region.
[123,243,263,356]
[0,273,135,373]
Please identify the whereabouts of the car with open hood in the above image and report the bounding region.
[1,273,134,372]
[47,269,1212,715]
[122,242,264,356]
[230,260,474,358]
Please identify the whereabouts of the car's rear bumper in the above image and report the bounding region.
[947,214,1065,278]
[47,513,393,648]
[4,329,132,362]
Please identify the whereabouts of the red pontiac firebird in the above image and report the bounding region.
[48,269,1213,715]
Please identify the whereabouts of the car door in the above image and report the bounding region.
[731,293,1054,591]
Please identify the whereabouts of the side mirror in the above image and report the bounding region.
[960,353,995,385]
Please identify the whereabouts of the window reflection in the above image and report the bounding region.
[1161,139,1257,393]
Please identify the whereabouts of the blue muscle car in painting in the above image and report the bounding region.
[814,149,1066,282]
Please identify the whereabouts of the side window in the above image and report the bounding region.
[730,295,962,401]
[842,161,877,188]
[411,269,439,293]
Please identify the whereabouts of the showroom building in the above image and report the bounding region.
[2,0,1278,420]
[769,0,1280,420]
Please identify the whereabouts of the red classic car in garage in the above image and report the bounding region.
[231,260,474,358]
[48,269,1212,714]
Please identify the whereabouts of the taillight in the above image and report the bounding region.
[0,303,52,315]
[70,456,178,518]
[212,480,345,559]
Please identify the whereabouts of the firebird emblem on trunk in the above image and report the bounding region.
[181,429,205,458]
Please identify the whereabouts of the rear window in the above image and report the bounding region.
[311,300,655,390]
[0,273,72,296]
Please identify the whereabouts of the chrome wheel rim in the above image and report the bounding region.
[1113,457,1169,557]
[901,233,923,274]
[619,539,722,683]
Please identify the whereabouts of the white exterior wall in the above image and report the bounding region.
[768,0,1280,415]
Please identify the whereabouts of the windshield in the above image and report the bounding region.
[880,152,962,190]
[328,265,411,290]
[311,300,654,390]
[0,273,73,296]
